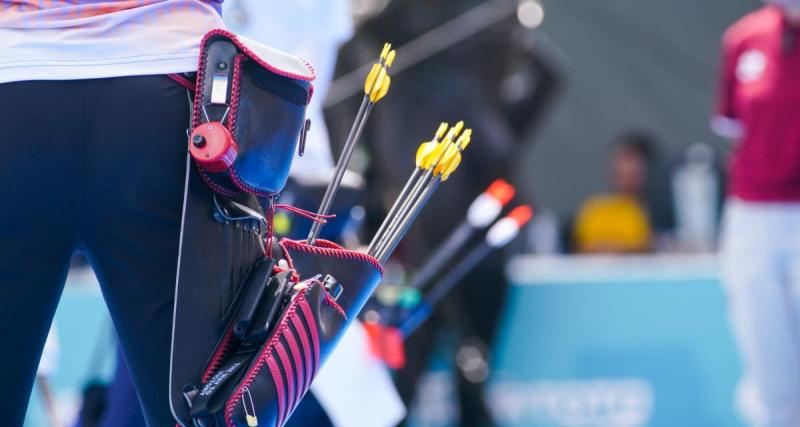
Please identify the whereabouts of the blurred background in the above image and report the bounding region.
[24,0,772,426]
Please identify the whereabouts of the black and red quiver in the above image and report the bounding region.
[170,30,384,427]
[171,31,459,427]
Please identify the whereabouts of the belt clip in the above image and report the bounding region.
[210,69,230,105]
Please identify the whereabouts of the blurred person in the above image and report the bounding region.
[714,1,800,426]
[0,1,224,425]
[573,133,655,253]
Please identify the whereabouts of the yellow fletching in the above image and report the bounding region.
[381,43,392,60]
[385,50,397,68]
[368,68,388,102]
[416,143,428,163]
[365,44,392,94]
[416,122,450,168]
[435,130,471,179]
[441,155,463,181]
[364,44,395,99]
[375,75,391,101]
[364,63,381,94]
[435,122,449,141]
[416,141,438,168]
[246,415,258,426]
[436,144,466,180]
[452,121,465,137]
[455,129,472,148]
[422,120,466,171]
[425,138,452,170]
[433,144,460,176]
[372,68,386,92]
[423,135,453,169]
[441,126,458,145]
[460,134,473,150]
[438,124,462,155]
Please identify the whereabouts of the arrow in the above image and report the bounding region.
[307,43,396,245]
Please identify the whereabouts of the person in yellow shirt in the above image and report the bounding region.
[574,133,654,253]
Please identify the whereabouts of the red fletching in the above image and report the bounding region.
[485,179,516,206]
[507,205,533,227]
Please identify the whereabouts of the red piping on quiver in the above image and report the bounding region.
[279,239,384,276]
[199,29,315,83]
[190,30,316,196]
[224,293,304,426]
[276,204,335,224]
[283,325,307,408]
[290,314,315,391]
[274,343,296,415]
[201,327,236,383]
[224,284,335,426]
[226,55,245,136]
[266,356,287,425]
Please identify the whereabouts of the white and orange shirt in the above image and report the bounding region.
[0,1,225,84]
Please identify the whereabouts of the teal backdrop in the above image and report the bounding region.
[410,255,745,427]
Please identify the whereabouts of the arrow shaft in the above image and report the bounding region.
[371,172,429,259]
[407,220,474,290]
[399,241,493,336]
[307,97,372,244]
[380,219,473,328]
[371,170,433,257]
[377,178,441,264]
[368,167,422,255]
[397,302,432,338]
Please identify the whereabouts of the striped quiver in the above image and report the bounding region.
[182,239,382,427]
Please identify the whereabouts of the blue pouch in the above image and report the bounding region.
[189,30,315,197]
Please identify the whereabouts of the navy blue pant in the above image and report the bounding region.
[98,348,148,427]
[0,76,189,426]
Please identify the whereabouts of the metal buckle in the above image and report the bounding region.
[212,195,267,236]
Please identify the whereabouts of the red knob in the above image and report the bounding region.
[189,122,237,173]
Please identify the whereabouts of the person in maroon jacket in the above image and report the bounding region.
[714,1,800,425]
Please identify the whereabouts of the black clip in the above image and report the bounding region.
[182,384,199,409]
[322,274,344,301]
[298,118,311,157]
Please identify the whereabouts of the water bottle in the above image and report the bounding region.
[672,143,719,252]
